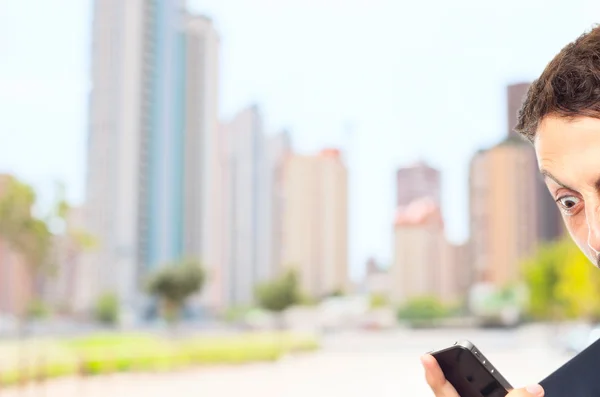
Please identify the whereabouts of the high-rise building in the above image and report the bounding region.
[507,83,531,139]
[221,105,266,306]
[365,257,381,277]
[262,131,292,280]
[392,162,469,303]
[363,257,390,297]
[85,1,221,312]
[396,161,441,207]
[85,0,147,311]
[181,14,223,310]
[280,149,348,298]
[536,177,565,242]
[439,241,469,303]
[469,140,538,286]
[390,198,445,304]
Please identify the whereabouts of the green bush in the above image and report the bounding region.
[0,370,21,386]
[397,296,449,325]
[298,294,319,307]
[93,293,119,326]
[27,298,50,319]
[0,332,320,387]
[45,362,78,379]
[223,306,254,322]
[146,259,205,323]
[369,293,389,309]
[255,269,302,313]
[328,289,345,298]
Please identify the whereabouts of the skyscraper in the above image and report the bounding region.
[362,258,390,297]
[439,241,469,303]
[280,149,348,298]
[85,0,221,312]
[396,161,441,207]
[390,197,445,304]
[181,14,223,309]
[221,105,266,306]
[262,131,292,280]
[469,140,538,286]
[141,0,188,272]
[85,0,148,311]
[536,176,565,242]
[507,83,531,139]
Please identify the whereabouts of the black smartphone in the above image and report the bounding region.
[431,337,600,397]
[430,340,512,397]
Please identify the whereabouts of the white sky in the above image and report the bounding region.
[1,0,599,279]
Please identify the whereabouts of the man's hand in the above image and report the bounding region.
[420,354,545,397]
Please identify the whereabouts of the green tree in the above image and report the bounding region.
[255,269,302,328]
[522,240,566,320]
[523,238,600,321]
[554,241,600,321]
[0,176,52,318]
[146,259,206,324]
[0,177,50,266]
[94,292,120,326]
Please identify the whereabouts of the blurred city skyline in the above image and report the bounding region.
[1,0,600,280]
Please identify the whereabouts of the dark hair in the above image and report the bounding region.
[516,24,600,142]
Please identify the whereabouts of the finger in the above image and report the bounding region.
[507,384,545,397]
[420,355,459,397]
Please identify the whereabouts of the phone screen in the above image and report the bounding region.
[434,347,508,397]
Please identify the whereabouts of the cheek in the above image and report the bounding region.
[563,214,589,252]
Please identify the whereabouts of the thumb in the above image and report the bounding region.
[508,384,544,397]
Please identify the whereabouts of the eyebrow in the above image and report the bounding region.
[540,169,577,191]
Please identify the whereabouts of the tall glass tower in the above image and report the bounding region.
[85,0,221,313]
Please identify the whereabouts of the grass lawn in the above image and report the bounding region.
[0,332,319,387]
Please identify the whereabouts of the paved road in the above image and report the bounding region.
[0,326,574,397]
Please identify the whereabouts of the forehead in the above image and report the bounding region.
[535,115,600,174]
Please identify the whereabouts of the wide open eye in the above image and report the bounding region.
[556,195,581,215]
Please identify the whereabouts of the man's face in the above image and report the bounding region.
[535,115,600,267]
